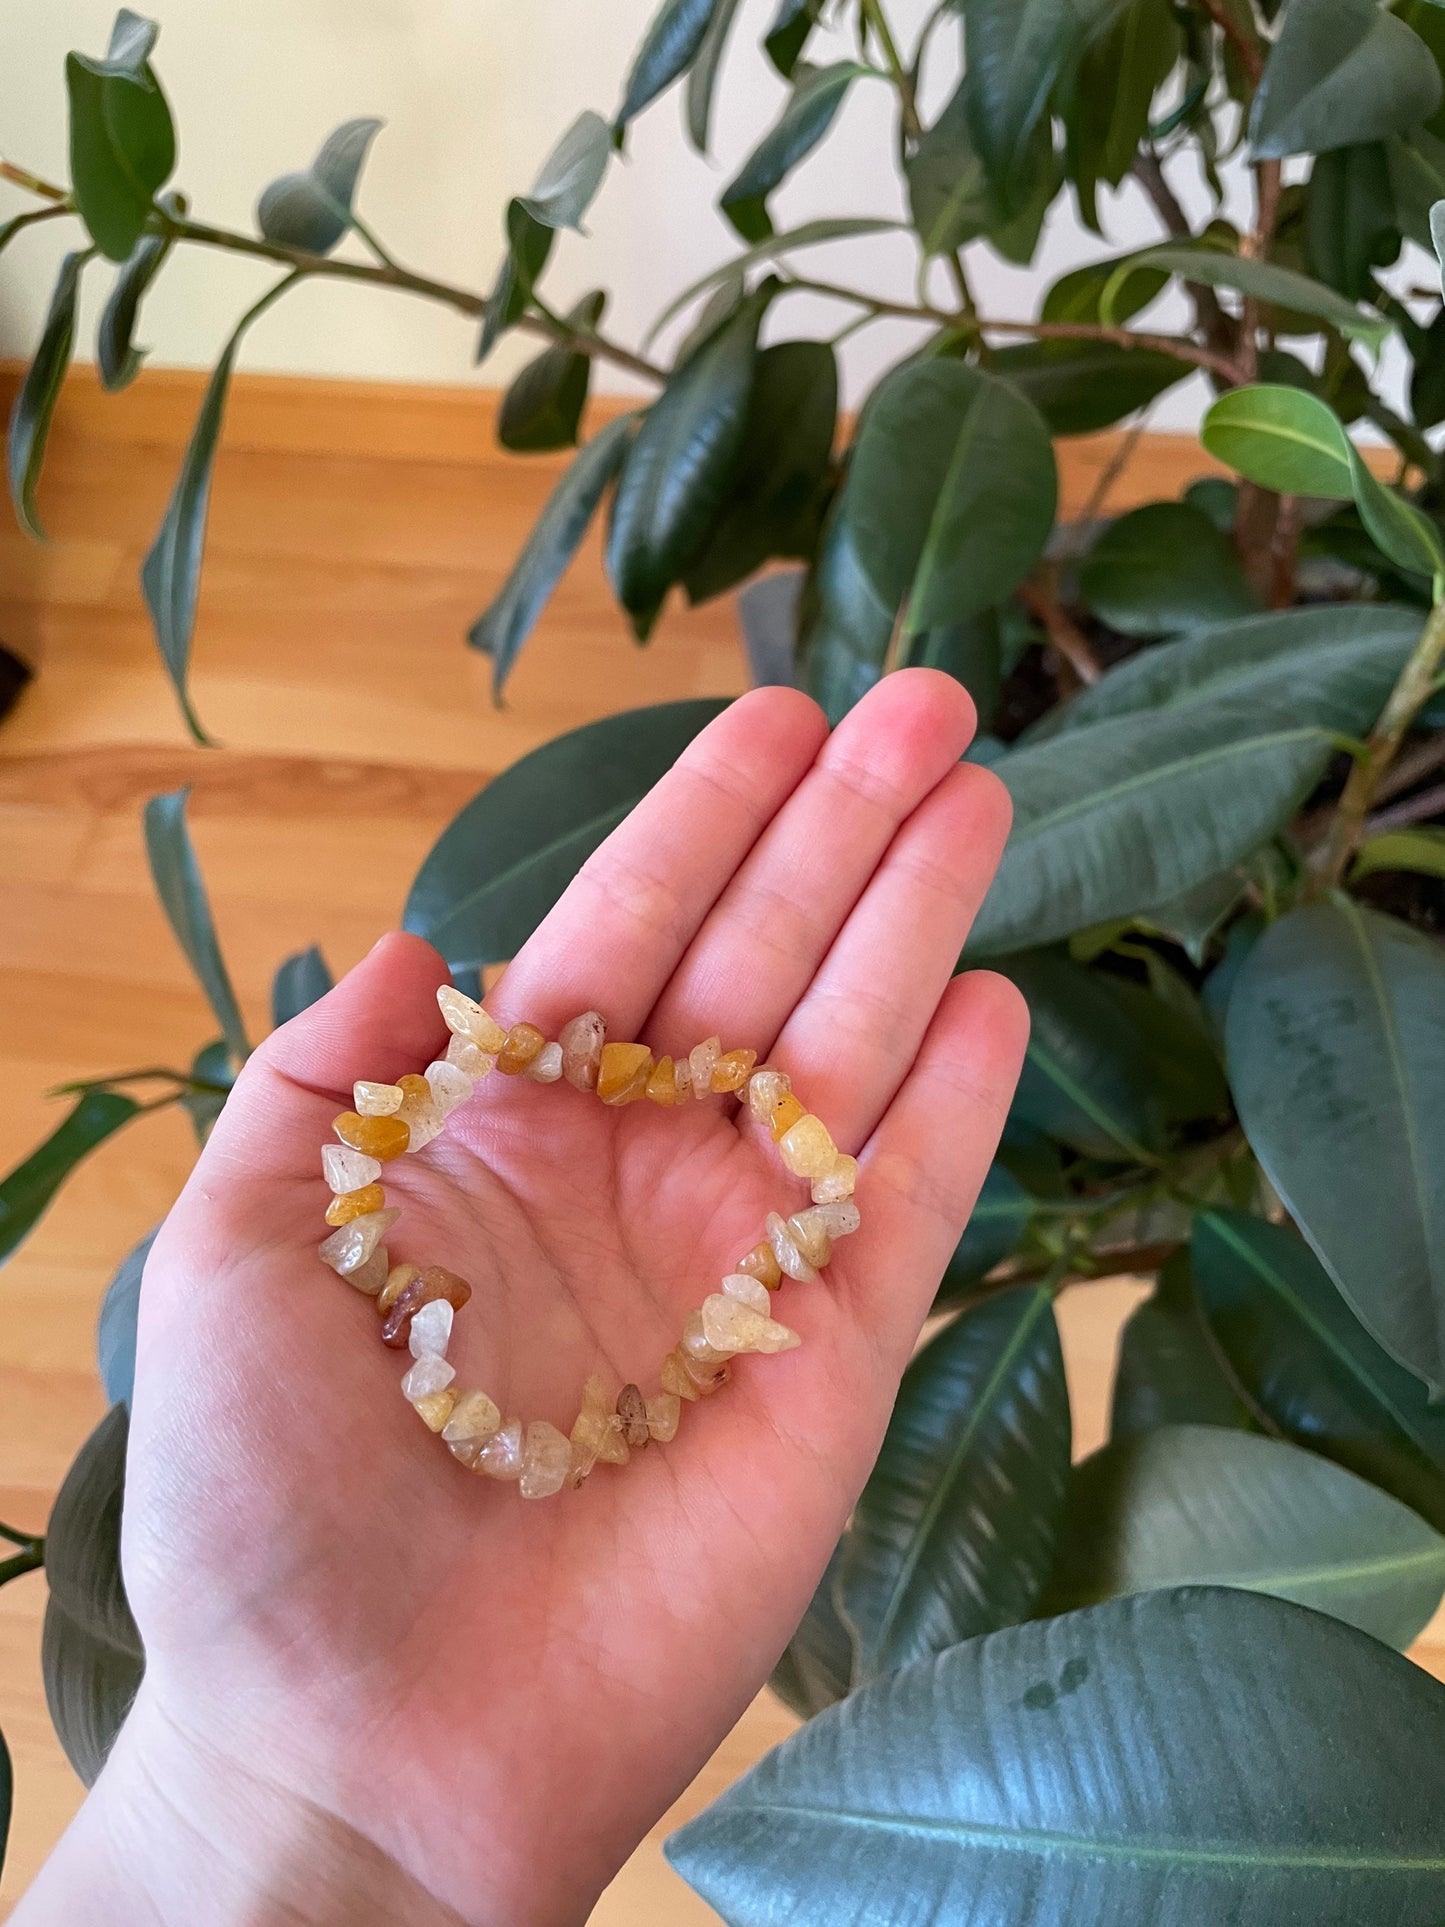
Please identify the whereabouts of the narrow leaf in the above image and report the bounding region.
[97,1227,156,1407]
[7,250,88,539]
[497,291,605,454]
[1353,826,1445,884]
[720,63,865,241]
[644,218,898,347]
[0,1092,139,1267]
[97,192,178,391]
[270,945,333,1028]
[1348,447,1445,580]
[517,111,612,232]
[143,787,250,1066]
[1134,247,1390,351]
[933,1163,1035,1308]
[617,0,721,129]
[686,0,745,153]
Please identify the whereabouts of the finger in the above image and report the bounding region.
[769,759,1012,1150]
[645,669,976,1059]
[489,686,829,1036]
[843,969,1030,1369]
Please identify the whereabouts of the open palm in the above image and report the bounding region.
[113,672,1026,1925]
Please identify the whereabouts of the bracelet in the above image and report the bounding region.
[316,986,860,1499]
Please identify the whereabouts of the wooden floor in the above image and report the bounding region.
[0,368,1438,1920]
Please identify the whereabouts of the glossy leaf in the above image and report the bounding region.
[990,339,1188,437]
[1003,951,1164,1162]
[720,62,865,241]
[904,606,1004,727]
[1201,382,1355,497]
[66,11,176,261]
[403,698,730,969]
[907,83,1057,262]
[960,0,1088,208]
[1193,1210,1445,1535]
[42,1406,144,1786]
[1080,501,1260,637]
[7,250,88,539]
[141,275,296,743]
[1041,253,1167,326]
[839,1287,1070,1680]
[645,218,897,346]
[256,117,382,255]
[271,944,333,1028]
[769,1540,853,1719]
[1058,0,1179,230]
[498,291,604,454]
[1049,1424,1445,1648]
[1348,447,1445,581]
[686,0,744,153]
[669,1588,1445,1926]
[143,787,250,1066]
[1306,144,1400,300]
[606,290,767,638]
[97,191,179,391]
[0,1092,139,1267]
[795,498,894,726]
[1132,246,1390,351]
[766,0,825,78]
[683,339,836,603]
[1111,1251,1254,1438]
[469,413,635,696]
[517,111,612,232]
[97,1227,155,1408]
[477,202,554,365]
[1353,826,1445,884]
[1226,900,1445,1397]
[1250,0,1441,160]
[180,1037,232,1146]
[933,1163,1035,1308]
[1386,125,1445,252]
[1105,977,1229,1126]
[844,360,1056,641]
[617,0,720,129]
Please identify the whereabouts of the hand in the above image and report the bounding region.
[18,671,1026,1926]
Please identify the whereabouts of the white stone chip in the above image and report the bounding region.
[408,1297,455,1359]
[402,1354,455,1400]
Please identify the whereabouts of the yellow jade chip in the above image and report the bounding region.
[778,1113,838,1180]
[598,1041,653,1105]
[497,1023,546,1074]
[646,1055,681,1105]
[334,1111,410,1161]
[325,1182,385,1227]
[768,1092,807,1141]
[711,1048,757,1093]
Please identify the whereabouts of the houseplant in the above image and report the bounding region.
[4,0,1445,1915]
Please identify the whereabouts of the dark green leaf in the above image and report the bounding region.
[66,11,176,261]
[256,117,382,255]
[403,698,730,969]
[1105,976,1229,1125]
[42,1404,144,1786]
[1132,247,1389,350]
[933,1163,1035,1307]
[1003,951,1164,1161]
[469,413,636,696]
[1249,0,1441,160]
[843,360,1057,640]
[906,84,1057,261]
[1111,1250,1254,1437]
[1306,144,1400,300]
[839,1287,1070,1679]
[1386,126,1445,251]
[1182,474,1238,532]
[476,203,555,365]
[271,945,333,1028]
[97,1226,155,1408]
[1041,254,1167,326]
[720,62,865,241]
[1080,501,1260,636]
[990,339,1188,437]
[0,1092,139,1267]
[645,218,898,345]
[143,787,250,1066]
[1348,447,1445,580]
[606,289,767,637]
[141,275,297,743]
[7,250,88,539]
[1409,308,1445,428]
[686,0,745,152]
[517,111,612,232]
[97,191,179,391]
[1226,900,1445,1397]
[1202,381,1355,496]
[903,605,1003,727]
[769,1539,853,1718]
[765,0,824,77]
[668,1588,1445,1925]
[617,0,721,129]
[1049,1423,1445,1647]
[795,496,894,726]
[683,339,836,603]
[1058,0,1180,230]
[498,291,604,453]
[181,1037,233,1145]
[961,0,1091,209]
[1193,1209,1445,1534]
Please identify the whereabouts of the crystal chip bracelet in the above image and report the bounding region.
[317,985,860,1499]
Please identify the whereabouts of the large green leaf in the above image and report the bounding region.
[668,1587,1445,1925]
[989,339,1188,437]
[960,0,1094,209]
[1079,501,1260,637]
[97,1227,155,1408]
[1050,1424,1445,1647]
[617,0,722,129]
[1347,446,1445,581]
[403,698,730,970]
[606,290,767,637]
[720,62,865,241]
[1130,247,1389,351]
[1306,143,1400,301]
[839,1287,1070,1680]
[686,0,745,152]
[66,10,176,261]
[1192,1210,1445,1534]
[497,291,605,454]
[469,412,636,696]
[270,944,333,1027]
[795,497,894,727]
[1104,976,1230,1126]
[1226,901,1445,1398]
[97,191,179,392]
[683,339,836,603]
[1201,381,1355,496]
[1111,1251,1254,1438]
[1041,252,1167,326]
[769,1539,853,1719]
[1003,951,1165,1162]
[842,360,1057,642]
[905,84,1058,263]
[256,117,382,255]
[0,1092,140,1267]
[42,1404,145,1787]
[7,250,89,539]
[1250,0,1441,160]
[141,275,297,743]
[143,787,250,1067]
[933,1163,1035,1308]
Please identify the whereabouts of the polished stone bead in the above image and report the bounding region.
[377,1262,420,1315]
[525,1041,564,1083]
[711,1047,757,1093]
[736,1242,783,1290]
[424,1059,472,1116]
[347,1244,391,1296]
[812,1155,859,1204]
[478,1418,525,1480]
[324,1182,385,1227]
[395,1073,444,1152]
[779,1113,838,1179]
[702,1291,800,1356]
[570,1373,629,1478]
[380,1265,473,1348]
[646,1055,681,1105]
[521,1419,573,1499]
[616,1383,650,1449]
[768,1092,807,1141]
[497,1022,546,1074]
[598,1041,653,1105]
[646,1392,681,1442]
[319,1207,401,1276]
[445,1033,494,1079]
[333,1112,410,1160]
[408,1297,454,1359]
[722,1271,773,1313]
[437,985,507,1053]
[353,1080,404,1117]
[747,1068,791,1124]
[413,1389,458,1433]
[322,1144,382,1193]
[443,1389,502,1446]
[402,1353,455,1400]
[765,1210,820,1284]
[689,1036,721,1098]
[559,1010,606,1091]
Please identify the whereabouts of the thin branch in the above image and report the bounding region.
[1018,577,1103,686]
[1373,730,1445,806]
[0,1541,44,1587]
[0,160,68,203]
[1361,778,1445,838]
[1197,0,1265,84]
[1079,408,1154,525]
[860,0,922,143]
[0,1520,38,1548]
[1131,146,1236,361]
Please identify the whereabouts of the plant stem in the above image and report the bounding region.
[860,0,922,143]
[1197,0,1264,84]
[1362,778,1445,837]
[1320,598,1445,884]
[0,1536,44,1587]
[1017,577,1102,685]
[1079,408,1155,525]
[1131,146,1236,362]
[0,160,68,203]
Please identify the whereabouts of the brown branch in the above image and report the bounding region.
[1131,148,1237,364]
[1018,578,1103,686]
[1197,0,1265,85]
[1268,492,1300,609]
[1373,731,1445,806]
[1079,411,1153,525]
[1361,778,1445,838]
[0,159,68,202]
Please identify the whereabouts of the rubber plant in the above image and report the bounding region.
[5,1,1445,1916]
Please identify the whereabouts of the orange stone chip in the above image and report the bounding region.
[380,1265,474,1348]
[333,1111,411,1161]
